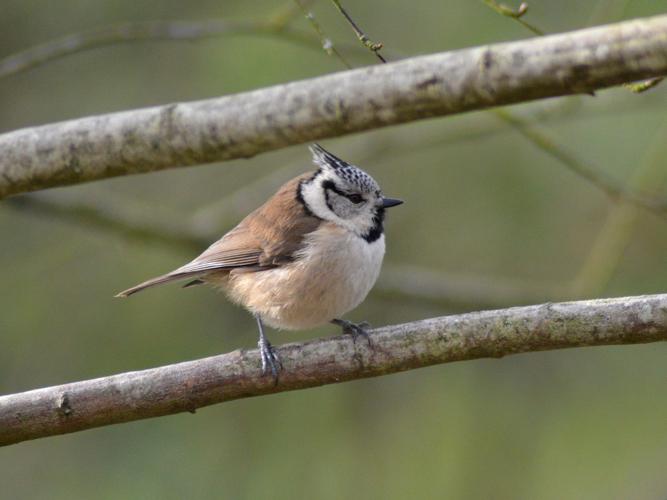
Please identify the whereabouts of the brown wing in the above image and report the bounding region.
[115,172,320,297]
[174,223,264,274]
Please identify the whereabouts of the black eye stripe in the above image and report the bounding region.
[321,179,346,197]
[321,180,363,203]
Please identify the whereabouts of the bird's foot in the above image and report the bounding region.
[332,319,372,347]
[258,337,282,383]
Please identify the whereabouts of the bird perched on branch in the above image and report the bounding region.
[116,144,403,380]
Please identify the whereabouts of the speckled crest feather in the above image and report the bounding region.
[309,144,380,194]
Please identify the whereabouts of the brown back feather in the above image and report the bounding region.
[115,172,321,297]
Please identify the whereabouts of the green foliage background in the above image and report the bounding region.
[1,1,666,498]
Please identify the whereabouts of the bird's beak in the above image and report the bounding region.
[382,197,404,208]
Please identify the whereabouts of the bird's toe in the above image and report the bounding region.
[258,339,282,384]
[332,319,373,347]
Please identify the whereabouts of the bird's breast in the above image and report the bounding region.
[224,224,385,330]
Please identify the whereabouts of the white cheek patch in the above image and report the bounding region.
[301,174,338,221]
[301,170,379,238]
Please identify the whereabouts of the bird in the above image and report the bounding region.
[116,144,403,380]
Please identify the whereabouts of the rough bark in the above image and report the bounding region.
[1,15,666,198]
[1,294,666,446]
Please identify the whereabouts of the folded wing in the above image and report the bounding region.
[115,172,321,298]
[115,224,265,297]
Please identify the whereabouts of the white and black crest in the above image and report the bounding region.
[309,144,381,195]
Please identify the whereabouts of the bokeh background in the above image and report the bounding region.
[1,1,667,498]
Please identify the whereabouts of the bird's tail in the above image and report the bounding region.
[115,271,202,297]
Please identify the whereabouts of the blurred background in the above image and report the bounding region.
[1,0,666,498]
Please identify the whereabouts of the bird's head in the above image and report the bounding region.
[299,144,403,242]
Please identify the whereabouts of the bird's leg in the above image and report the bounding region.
[331,318,372,347]
[255,315,282,382]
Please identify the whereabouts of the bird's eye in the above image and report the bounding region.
[347,194,364,204]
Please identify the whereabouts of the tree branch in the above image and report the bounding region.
[1,294,665,446]
[1,14,666,198]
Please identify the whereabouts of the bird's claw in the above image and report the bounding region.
[333,319,372,347]
[258,338,282,383]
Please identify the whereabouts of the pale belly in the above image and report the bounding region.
[215,227,385,330]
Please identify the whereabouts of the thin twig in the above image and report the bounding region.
[268,0,315,30]
[377,265,562,308]
[330,0,387,62]
[293,0,352,68]
[1,293,665,446]
[494,109,667,219]
[570,120,667,296]
[0,18,381,80]
[190,163,306,234]
[482,0,544,36]
[5,194,208,252]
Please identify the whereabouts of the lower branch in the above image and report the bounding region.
[1,294,666,446]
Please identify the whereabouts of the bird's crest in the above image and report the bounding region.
[309,144,379,194]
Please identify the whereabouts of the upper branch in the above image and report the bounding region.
[1,15,666,198]
[0,293,665,446]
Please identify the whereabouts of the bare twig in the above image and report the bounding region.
[482,0,544,36]
[5,194,208,252]
[570,120,667,296]
[330,0,387,62]
[0,20,321,79]
[494,109,667,219]
[376,265,562,308]
[190,164,305,234]
[293,0,352,68]
[1,293,665,446]
[0,16,386,81]
[1,15,666,199]
[268,0,315,30]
